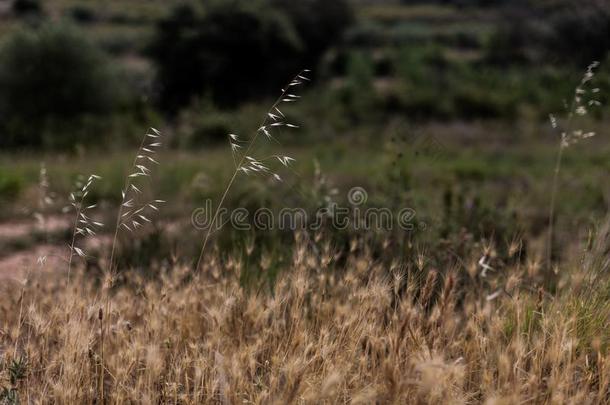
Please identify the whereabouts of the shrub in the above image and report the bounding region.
[12,0,43,17]
[149,1,301,112]
[149,0,353,113]
[0,25,121,148]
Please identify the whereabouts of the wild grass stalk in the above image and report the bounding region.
[99,127,164,403]
[107,127,165,275]
[66,174,103,283]
[547,61,602,268]
[195,70,310,271]
[12,165,56,363]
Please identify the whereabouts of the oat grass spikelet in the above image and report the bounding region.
[196,70,311,271]
[547,61,603,268]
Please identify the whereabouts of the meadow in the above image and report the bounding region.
[1,68,609,403]
[1,0,610,403]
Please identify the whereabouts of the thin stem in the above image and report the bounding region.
[13,278,28,359]
[195,71,307,271]
[195,126,263,272]
[66,195,84,284]
[547,92,578,269]
[102,131,153,403]
[547,143,564,268]
[99,309,104,404]
[195,170,238,271]
[108,133,149,275]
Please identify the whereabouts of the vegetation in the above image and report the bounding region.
[0,24,124,149]
[0,59,608,402]
[149,0,351,111]
[487,0,610,66]
[2,231,610,403]
[12,0,43,18]
[0,1,609,403]
[0,0,605,147]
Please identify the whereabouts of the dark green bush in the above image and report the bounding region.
[149,1,301,112]
[149,0,352,113]
[12,0,43,16]
[0,25,122,148]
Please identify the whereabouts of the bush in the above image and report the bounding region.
[0,25,121,148]
[12,0,43,16]
[149,0,353,113]
[149,2,301,112]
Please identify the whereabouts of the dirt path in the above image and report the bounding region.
[0,216,71,281]
[0,216,70,241]
[0,245,67,281]
[0,215,183,281]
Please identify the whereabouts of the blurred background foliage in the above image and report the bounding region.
[0,0,609,268]
[0,24,127,148]
[0,0,607,149]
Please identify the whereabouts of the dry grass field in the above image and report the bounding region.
[0,1,609,403]
[1,227,610,403]
[0,59,608,405]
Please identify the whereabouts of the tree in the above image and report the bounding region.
[149,1,301,112]
[0,25,119,148]
[149,0,353,112]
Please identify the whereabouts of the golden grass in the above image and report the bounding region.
[1,63,607,405]
[1,232,608,404]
